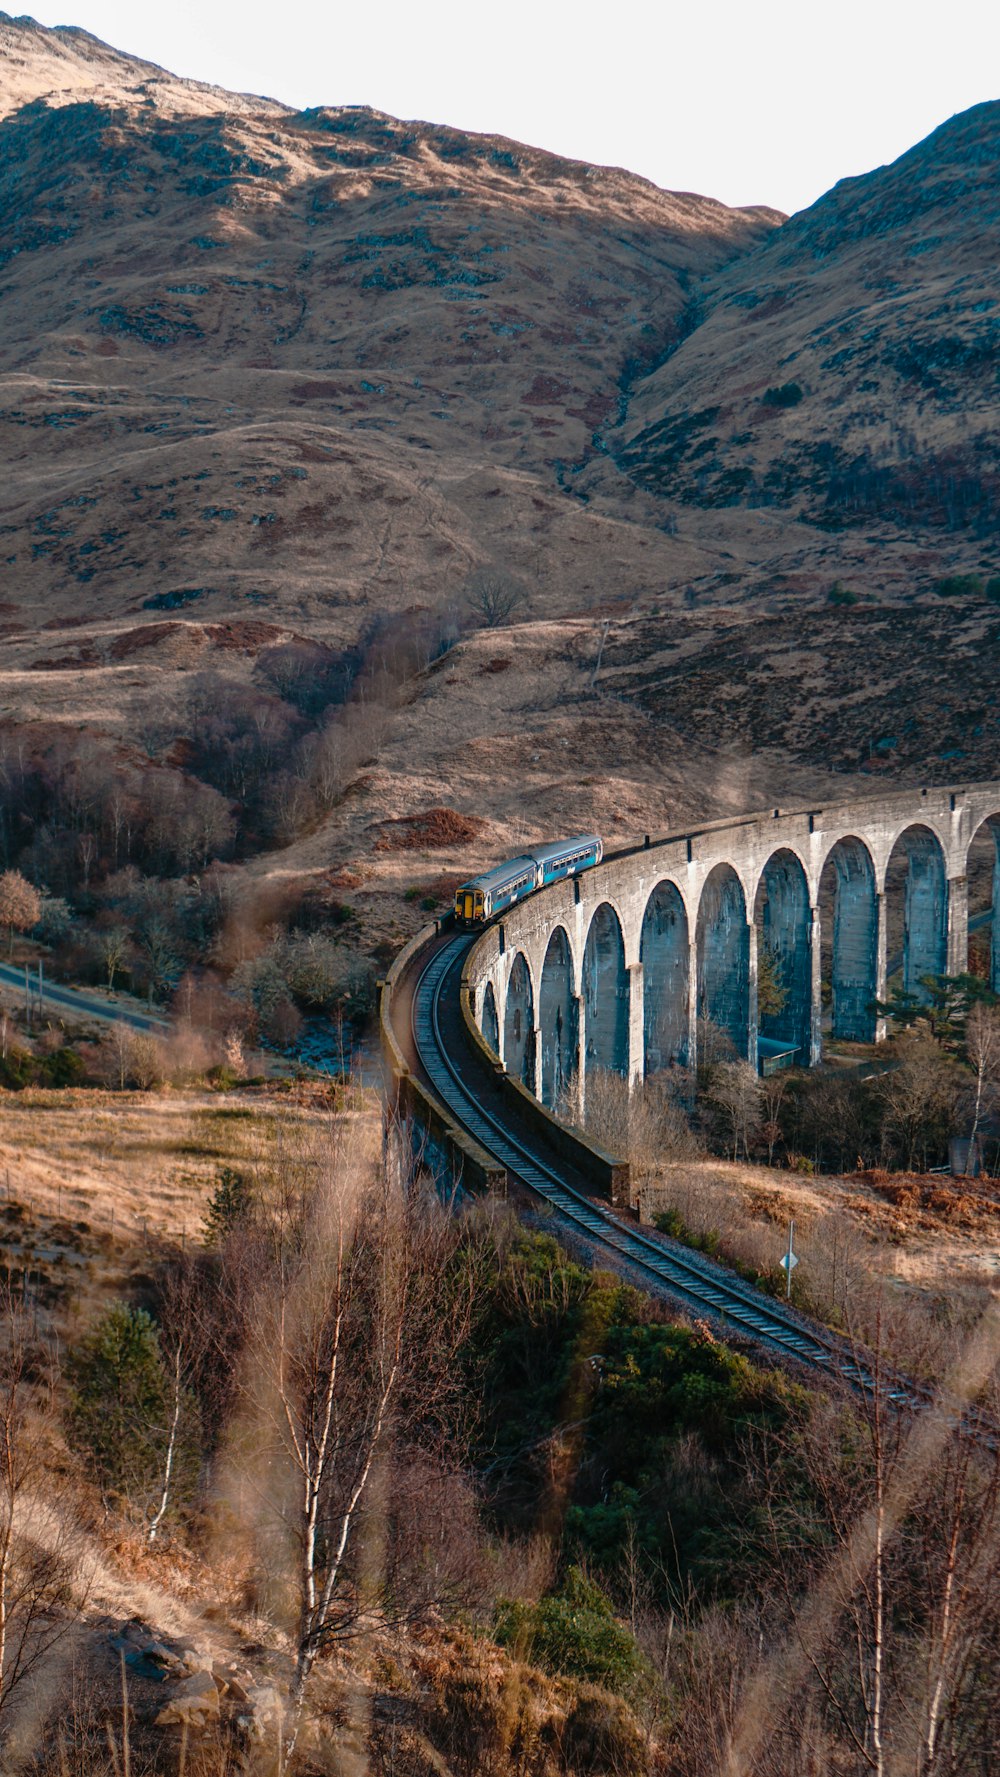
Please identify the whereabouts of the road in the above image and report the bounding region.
[0,962,169,1033]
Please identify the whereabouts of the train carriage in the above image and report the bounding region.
[531,833,602,887]
[454,833,602,927]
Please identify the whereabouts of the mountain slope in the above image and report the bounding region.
[0,11,284,118]
[0,11,779,657]
[616,101,1000,539]
[0,15,998,916]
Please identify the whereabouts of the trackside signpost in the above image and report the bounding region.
[779,1219,798,1300]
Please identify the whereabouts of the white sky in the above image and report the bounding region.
[25,0,1000,215]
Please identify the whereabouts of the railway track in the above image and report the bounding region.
[410,937,940,1408]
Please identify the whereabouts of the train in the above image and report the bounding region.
[454,834,603,927]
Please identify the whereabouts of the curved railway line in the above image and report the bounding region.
[408,935,971,1420]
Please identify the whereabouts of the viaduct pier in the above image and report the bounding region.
[463,781,1000,1105]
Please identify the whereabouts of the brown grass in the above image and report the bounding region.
[370,807,487,853]
[0,1084,375,1328]
[636,1153,1000,1369]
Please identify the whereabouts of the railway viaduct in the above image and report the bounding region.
[463,782,1000,1110]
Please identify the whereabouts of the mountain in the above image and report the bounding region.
[616,101,1000,543]
[0,14,998,910]
[0,11,777,643]
[0,12,284,118]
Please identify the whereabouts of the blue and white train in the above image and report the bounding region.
[453,834,603,927]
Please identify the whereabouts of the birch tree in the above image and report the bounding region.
[144,1251,206,1543]
[961,1000,1000,1173]
[232,1119,476,1748]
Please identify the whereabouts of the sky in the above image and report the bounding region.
[26,0,1000,215]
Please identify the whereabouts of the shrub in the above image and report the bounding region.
[561,1684,647,1777]
[935,573,984,597]
[761,382,803,407]
[0,1046,35,1090]
[987,575,1000,601]
[39,1045,85,1087]
[424,1645,547,1777]
[653,1210,720,1256]
[495,1568,645,1695]
[34,893,74,944]
[653,1206,685,1240]
[828,580,859,605]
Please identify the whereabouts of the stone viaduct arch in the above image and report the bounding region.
[466,781,1000,1109]
[503,952,535,1090]
[967,814,1000,991]
[480,979,500,1058]
[754,849,811,1062]
[582,903,629,1082]
[539,926,577,1110]
[817,836,878,1043]
[883,824,948,998]
[640,881,689,1073]
[696,863,750,1059]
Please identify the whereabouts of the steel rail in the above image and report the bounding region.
[409,937,925,1402]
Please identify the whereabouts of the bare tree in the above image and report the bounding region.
[227,1117,476,1747]
[145,1252,207,1543]
[695,1014,737,1075]
[707,1060,763,1162]
[582,1067,697,1186]
[96,1023,163,1091]
[961,1001,1000,1174]
[878,1031,964,1170]
[905,1403,1000,1774]
[0,872,40,958]
[97,926,132,993]
[464,568,528,630]
[760,1072,787,1166]
[97,1021,132,1092]
[734,1296,1000,1777]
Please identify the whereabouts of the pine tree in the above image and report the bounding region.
[66,1303,177,1511]
[202,1165,253,1245]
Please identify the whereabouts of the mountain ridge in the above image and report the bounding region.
[1,14,998,906]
